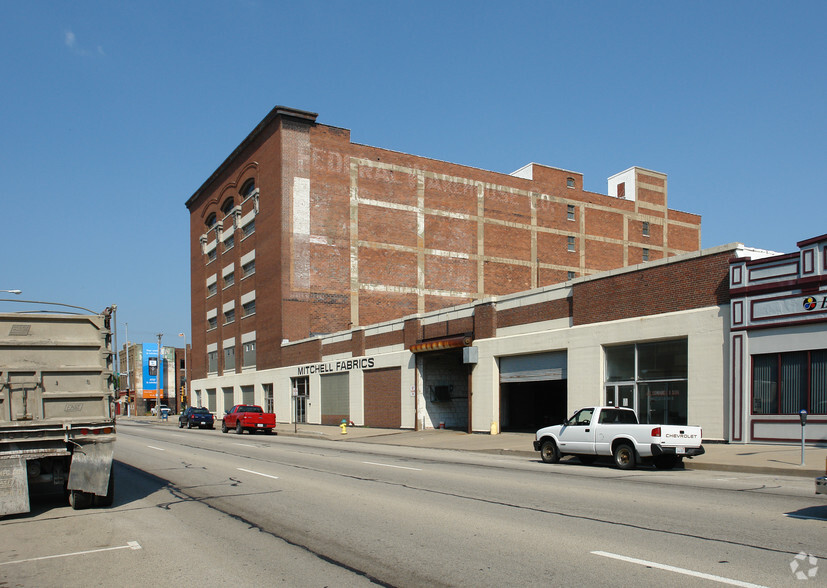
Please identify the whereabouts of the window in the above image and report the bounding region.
[242,259,255,278]
[243,341,256,367]
[566,177,575,189]
[223,235,234,251]
[264,383,273,413]
[207,351,218,373]
[617,182,626,199]
[567,236,576,252]
[642,221,650,237]
[242,300,256,317]
[221,198,235,215]
[642,248,650,261]
[567,271,576,280]
[207,249,216,263]
[207,316,217,330]
[753,350,827,415]
[567,204,575,221]
[224,346,235,372]
[242,220,255,237]
[604,339,688,425]
[205,213,217,229]
[207,282,217,297]
[224,272,234,288]
[240,179,256,199]
[224,308,235,324]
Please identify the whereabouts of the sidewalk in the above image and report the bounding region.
[126,416,827,479]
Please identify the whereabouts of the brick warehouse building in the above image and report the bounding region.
[185,105,702,402]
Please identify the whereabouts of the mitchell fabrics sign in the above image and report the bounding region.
[297,357,375,376]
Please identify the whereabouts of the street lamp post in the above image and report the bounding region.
[1,290,22,295]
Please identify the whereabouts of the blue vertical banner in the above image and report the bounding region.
[142,343,163,399]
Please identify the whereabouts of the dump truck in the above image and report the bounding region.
[0,304,116,515]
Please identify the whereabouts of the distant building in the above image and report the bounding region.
[185,106,702,408]
[118,342,183,414]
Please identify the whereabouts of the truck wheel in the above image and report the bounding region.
[221,421,228,433]
[69,490,93,510]
[540,440,560,464]
[94,466,115,507]
[236,422,244,435]
[613,443,636,470]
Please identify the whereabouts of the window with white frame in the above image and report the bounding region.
[207,282,217,297]
[224,271,234,288]
[567,236,576,252]
[224,308,235,325]
[242,259,255,278]
[642,221,650,237]
[243,300,255,317]
[567,204,575,221]
[243,219,255,237]
[223,235,234,251]
[207,351,218,373]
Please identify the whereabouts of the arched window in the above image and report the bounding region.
[220,198,235,215]
[240,179,256,199]
[205,213,217,229]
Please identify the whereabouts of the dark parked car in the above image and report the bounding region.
[178,407,215,429]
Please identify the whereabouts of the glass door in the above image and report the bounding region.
[605,384,636,412]
[292,377,309,423]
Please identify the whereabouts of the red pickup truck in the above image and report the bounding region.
[221,404,276,435]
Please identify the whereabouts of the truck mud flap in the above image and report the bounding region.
[0,457,30,517]
[67,440,115,496]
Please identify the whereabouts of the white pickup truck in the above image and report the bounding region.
[534,406,704,470]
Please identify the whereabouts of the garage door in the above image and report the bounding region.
[321,373,349,425]
[364,367,401,428]
[499,352,566,382]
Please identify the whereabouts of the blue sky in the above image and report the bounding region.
[1,1,824,346]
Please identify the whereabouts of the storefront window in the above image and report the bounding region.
[753,349,827,415]
[604,339,688,425]
[605,345,635,382]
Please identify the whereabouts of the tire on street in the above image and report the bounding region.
[540,439,560,464]
[613,443,636,470]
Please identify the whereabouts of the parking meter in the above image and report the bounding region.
[799,409,808,465]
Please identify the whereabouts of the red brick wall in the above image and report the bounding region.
[497,299,572,328]
[572,251,733,326]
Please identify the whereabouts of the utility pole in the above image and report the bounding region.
[156,333,163,420]
[125,323,131,416]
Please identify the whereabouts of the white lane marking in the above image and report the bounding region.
[234,443,256,448]
[362,461,422,471]
[0,541,142,567]
[591,551,768,588]
[146,446,165,451]
[236,468,279,480]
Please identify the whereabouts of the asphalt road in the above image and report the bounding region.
[2,420,825,587]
